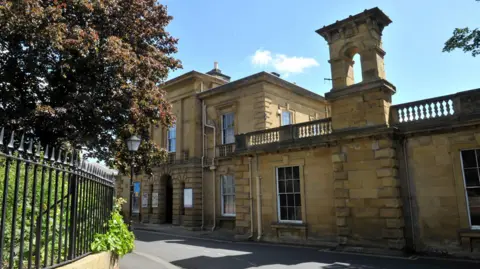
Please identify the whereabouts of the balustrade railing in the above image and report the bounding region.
[217,144,236,158]
[390,89,480,125]
[236,118,332,151]
[295,119,332,138]
[167,152,176,164]
[390,95,456,123]
[249,128,281,146]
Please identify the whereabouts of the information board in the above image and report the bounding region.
[184,188,193,208]
[152,192,158,208]
[142,193,149,208]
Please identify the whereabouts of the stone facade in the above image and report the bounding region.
[117,7,480,255]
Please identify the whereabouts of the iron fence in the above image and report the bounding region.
[0,128,115,269]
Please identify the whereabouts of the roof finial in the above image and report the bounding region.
[214,61,219,70]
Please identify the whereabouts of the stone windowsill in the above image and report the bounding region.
[218,216,236,221]
[271,222,307,230]
[458,228,480,238]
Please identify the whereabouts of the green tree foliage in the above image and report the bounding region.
[443,0,480,57]
[0,1,181,174]
[91,198,134,258]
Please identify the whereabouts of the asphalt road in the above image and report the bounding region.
[120,230,479,269]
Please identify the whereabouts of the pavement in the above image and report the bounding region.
[120,225,480,269]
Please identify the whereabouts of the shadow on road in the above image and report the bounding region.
[134,230,477,269]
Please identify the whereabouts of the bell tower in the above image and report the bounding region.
[317,8,396,129]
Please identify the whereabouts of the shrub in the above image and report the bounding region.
[91,198,135,257]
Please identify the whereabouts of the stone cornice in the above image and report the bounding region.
[197,72,326,102]
[162,71,226,90]
[325,79,396,101]
[316,7,392,43]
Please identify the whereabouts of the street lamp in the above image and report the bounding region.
[126,135,141,230]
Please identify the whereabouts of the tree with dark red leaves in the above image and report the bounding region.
[0,0,181,174]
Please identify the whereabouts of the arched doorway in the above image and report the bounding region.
[165,175,173,223]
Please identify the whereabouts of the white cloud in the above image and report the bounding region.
[250,49,319,77]
[251,49,272,66]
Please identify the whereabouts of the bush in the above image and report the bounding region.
[91,198,135,257]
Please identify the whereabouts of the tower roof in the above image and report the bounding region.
[316,7,392,41]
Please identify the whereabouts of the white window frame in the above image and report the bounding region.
[460,149,480,230]
[220,175,236,217]
[167,125,176,152]
[276,166,302,224]
[281,110,292,126]
[222,113,235,145]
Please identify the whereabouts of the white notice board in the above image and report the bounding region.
[184,188,193,208]
[142,193,149,208]
[152,192,158,208]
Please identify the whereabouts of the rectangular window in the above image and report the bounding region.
[221,175,235,216]
[222,113,235,144]
[281,111,292,126]
[167,125,176,152]
[276,166,302,223]
[461,149,480,228]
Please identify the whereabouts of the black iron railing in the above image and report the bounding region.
[0,128,115,269]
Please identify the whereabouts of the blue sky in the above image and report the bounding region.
[162,0,478,105]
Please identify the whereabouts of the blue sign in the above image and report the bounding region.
[134,182,140,194]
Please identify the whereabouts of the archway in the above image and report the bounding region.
[344,46,363,85]
[352,53,363,83]
[164,175,173,223]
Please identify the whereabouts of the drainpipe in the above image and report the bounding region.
[248,157,254,239]
[201,100,206,230]
[203,102,217,231]
[210,165,217,231]
[402,138,416,251]
[255,154,262,241]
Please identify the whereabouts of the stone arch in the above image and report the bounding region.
[159,173,174,223]
[339,43,366,86]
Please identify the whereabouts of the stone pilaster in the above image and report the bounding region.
[332,137,405,249]
[234,156,252,235]
[374,139,405,249]
[172,178,182,225]
[331,147,349,245]
[253,92,268,131]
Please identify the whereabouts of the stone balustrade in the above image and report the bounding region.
[217,143,236,158]
[235,118,332,151]
[390,88,480,125]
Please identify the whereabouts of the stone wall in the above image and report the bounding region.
[404,128,480,252]
[264,83,328,129]
[57,252,118,269]
[233,126,480,253]
[234,148,337,244]
[332,136,404,249]
[203,159,237,229]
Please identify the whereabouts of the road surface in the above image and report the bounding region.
[120,230,478,269]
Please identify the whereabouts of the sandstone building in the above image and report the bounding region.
[116,7,480,254]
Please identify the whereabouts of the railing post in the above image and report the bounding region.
[68,167,79,260]
[289,125,295,141]
[389,106,399,125]
[235,134,246,151]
